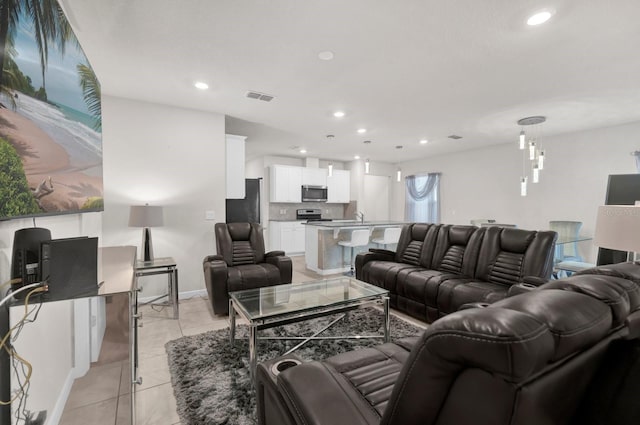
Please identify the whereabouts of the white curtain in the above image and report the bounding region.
[405,173,441,223]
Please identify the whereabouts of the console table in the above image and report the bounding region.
[135,257,179,319]
[0,246,139,425]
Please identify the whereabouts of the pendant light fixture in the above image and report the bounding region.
[328,162,333,177]
[365,159,370,174]
[517,116,546,196]
[396,169,402,182]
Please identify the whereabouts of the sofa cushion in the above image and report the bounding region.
[438,280,509,316]
[474,227,557,285]
[432,225,484,276]
[541,274,640,327]
[227,263,282,292]
[393,223,440,267]
[360,261,425,294]
[491,289,612,361]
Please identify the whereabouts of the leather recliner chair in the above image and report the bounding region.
[203,222,292,315]
[256,267,640,425]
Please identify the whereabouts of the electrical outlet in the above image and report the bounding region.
[280,209,286,214]
[205,210,216,220]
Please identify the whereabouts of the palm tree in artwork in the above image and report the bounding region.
[0,0,74,91]
[77,62,101,131]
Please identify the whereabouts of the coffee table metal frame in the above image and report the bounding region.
[228,278,390,380]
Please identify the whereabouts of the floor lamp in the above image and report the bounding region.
[129,204,164,262]
[594,205,640,262]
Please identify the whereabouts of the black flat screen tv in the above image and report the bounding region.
[597,174,640,265]
[0,0,103,221]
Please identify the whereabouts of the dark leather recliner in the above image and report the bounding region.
[256,266,640,425]
[203,222,292,315]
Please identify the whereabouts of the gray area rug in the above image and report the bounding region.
[165,308,423,425]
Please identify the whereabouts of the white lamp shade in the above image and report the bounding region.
[594,205,640,252]
[129,205,164,227]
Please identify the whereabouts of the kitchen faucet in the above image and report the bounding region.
[355,211,364,223]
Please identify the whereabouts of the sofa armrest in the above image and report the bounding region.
[265,250,286,258]
[276,362,380,425]
[508,283,539,297]
[203,257,229,315]
[203,254,224,263]
[522,276,548,287]
[265,255,293,283]
[355,250,395,280]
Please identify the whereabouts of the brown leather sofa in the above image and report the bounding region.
[356,223,557,323]
[256,264,640,425]
[203,222,292,315]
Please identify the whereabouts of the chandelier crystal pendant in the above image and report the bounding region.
[516,116,546,196]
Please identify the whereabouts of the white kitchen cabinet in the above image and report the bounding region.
[327,169,351,203]
[225,134,246,199]
[302,168,327,186]
[269,221,306,254]
[270,165,302,203]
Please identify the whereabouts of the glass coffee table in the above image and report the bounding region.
[228,277,390,380]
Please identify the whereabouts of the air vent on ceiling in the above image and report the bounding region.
[447,134,463,139]
[246,91,275,102]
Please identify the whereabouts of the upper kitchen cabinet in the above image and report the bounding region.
[226,134,246,199]
[327,169,350,203]
[270,165,302,203]
[301,167,327,186]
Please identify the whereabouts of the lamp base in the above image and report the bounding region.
[142,227,154,262]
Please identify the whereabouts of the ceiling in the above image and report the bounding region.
[62,0,640,163]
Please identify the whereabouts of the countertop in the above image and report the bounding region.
[304,221,407,228]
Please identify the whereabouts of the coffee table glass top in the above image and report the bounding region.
[229,277,388,321]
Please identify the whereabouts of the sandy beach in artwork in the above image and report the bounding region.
[0,103,102,212]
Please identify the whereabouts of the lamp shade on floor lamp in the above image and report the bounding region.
[594,205,640,260]
[129,204,164,261]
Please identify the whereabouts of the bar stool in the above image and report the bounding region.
[338,229,370,275]
[371,227,401,249]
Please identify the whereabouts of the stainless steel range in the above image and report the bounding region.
[296,209,332,222]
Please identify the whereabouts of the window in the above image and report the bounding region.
[405,173,440,223]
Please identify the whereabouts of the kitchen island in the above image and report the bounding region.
[305,221,406,275]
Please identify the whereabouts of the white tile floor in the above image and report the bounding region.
[59,255,426,425]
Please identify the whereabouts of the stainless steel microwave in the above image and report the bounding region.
[301,185,328,202]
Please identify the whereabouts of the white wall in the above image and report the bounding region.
[100,96,226,297]
[347,159,397,219]
[392,121,640,262]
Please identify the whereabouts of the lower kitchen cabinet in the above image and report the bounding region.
[269,221,306,254]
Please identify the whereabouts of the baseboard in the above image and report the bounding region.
[47,369,75,425]
[138,289,207,304]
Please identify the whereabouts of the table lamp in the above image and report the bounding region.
[129,204,164,262]
[594,205,640,261]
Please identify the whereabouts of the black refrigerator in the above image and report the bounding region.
[226,178,261,224]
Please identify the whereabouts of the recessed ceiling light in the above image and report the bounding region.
[333,111,345,118]
[354,155,360,160]
[357,128,367,134]
[300,149,307,154]
[420,139,429,144]
[318,51,334,61]
[194,81,209,90]
[527,10,553,26]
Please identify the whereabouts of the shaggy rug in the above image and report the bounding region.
[165,308,424,425]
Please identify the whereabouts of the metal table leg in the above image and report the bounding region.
[171,267,179,319]
[383,296,390,343]
[229,299,236,344]
[249,324,258,382]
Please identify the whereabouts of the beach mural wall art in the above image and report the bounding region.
[0,0,103,220]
